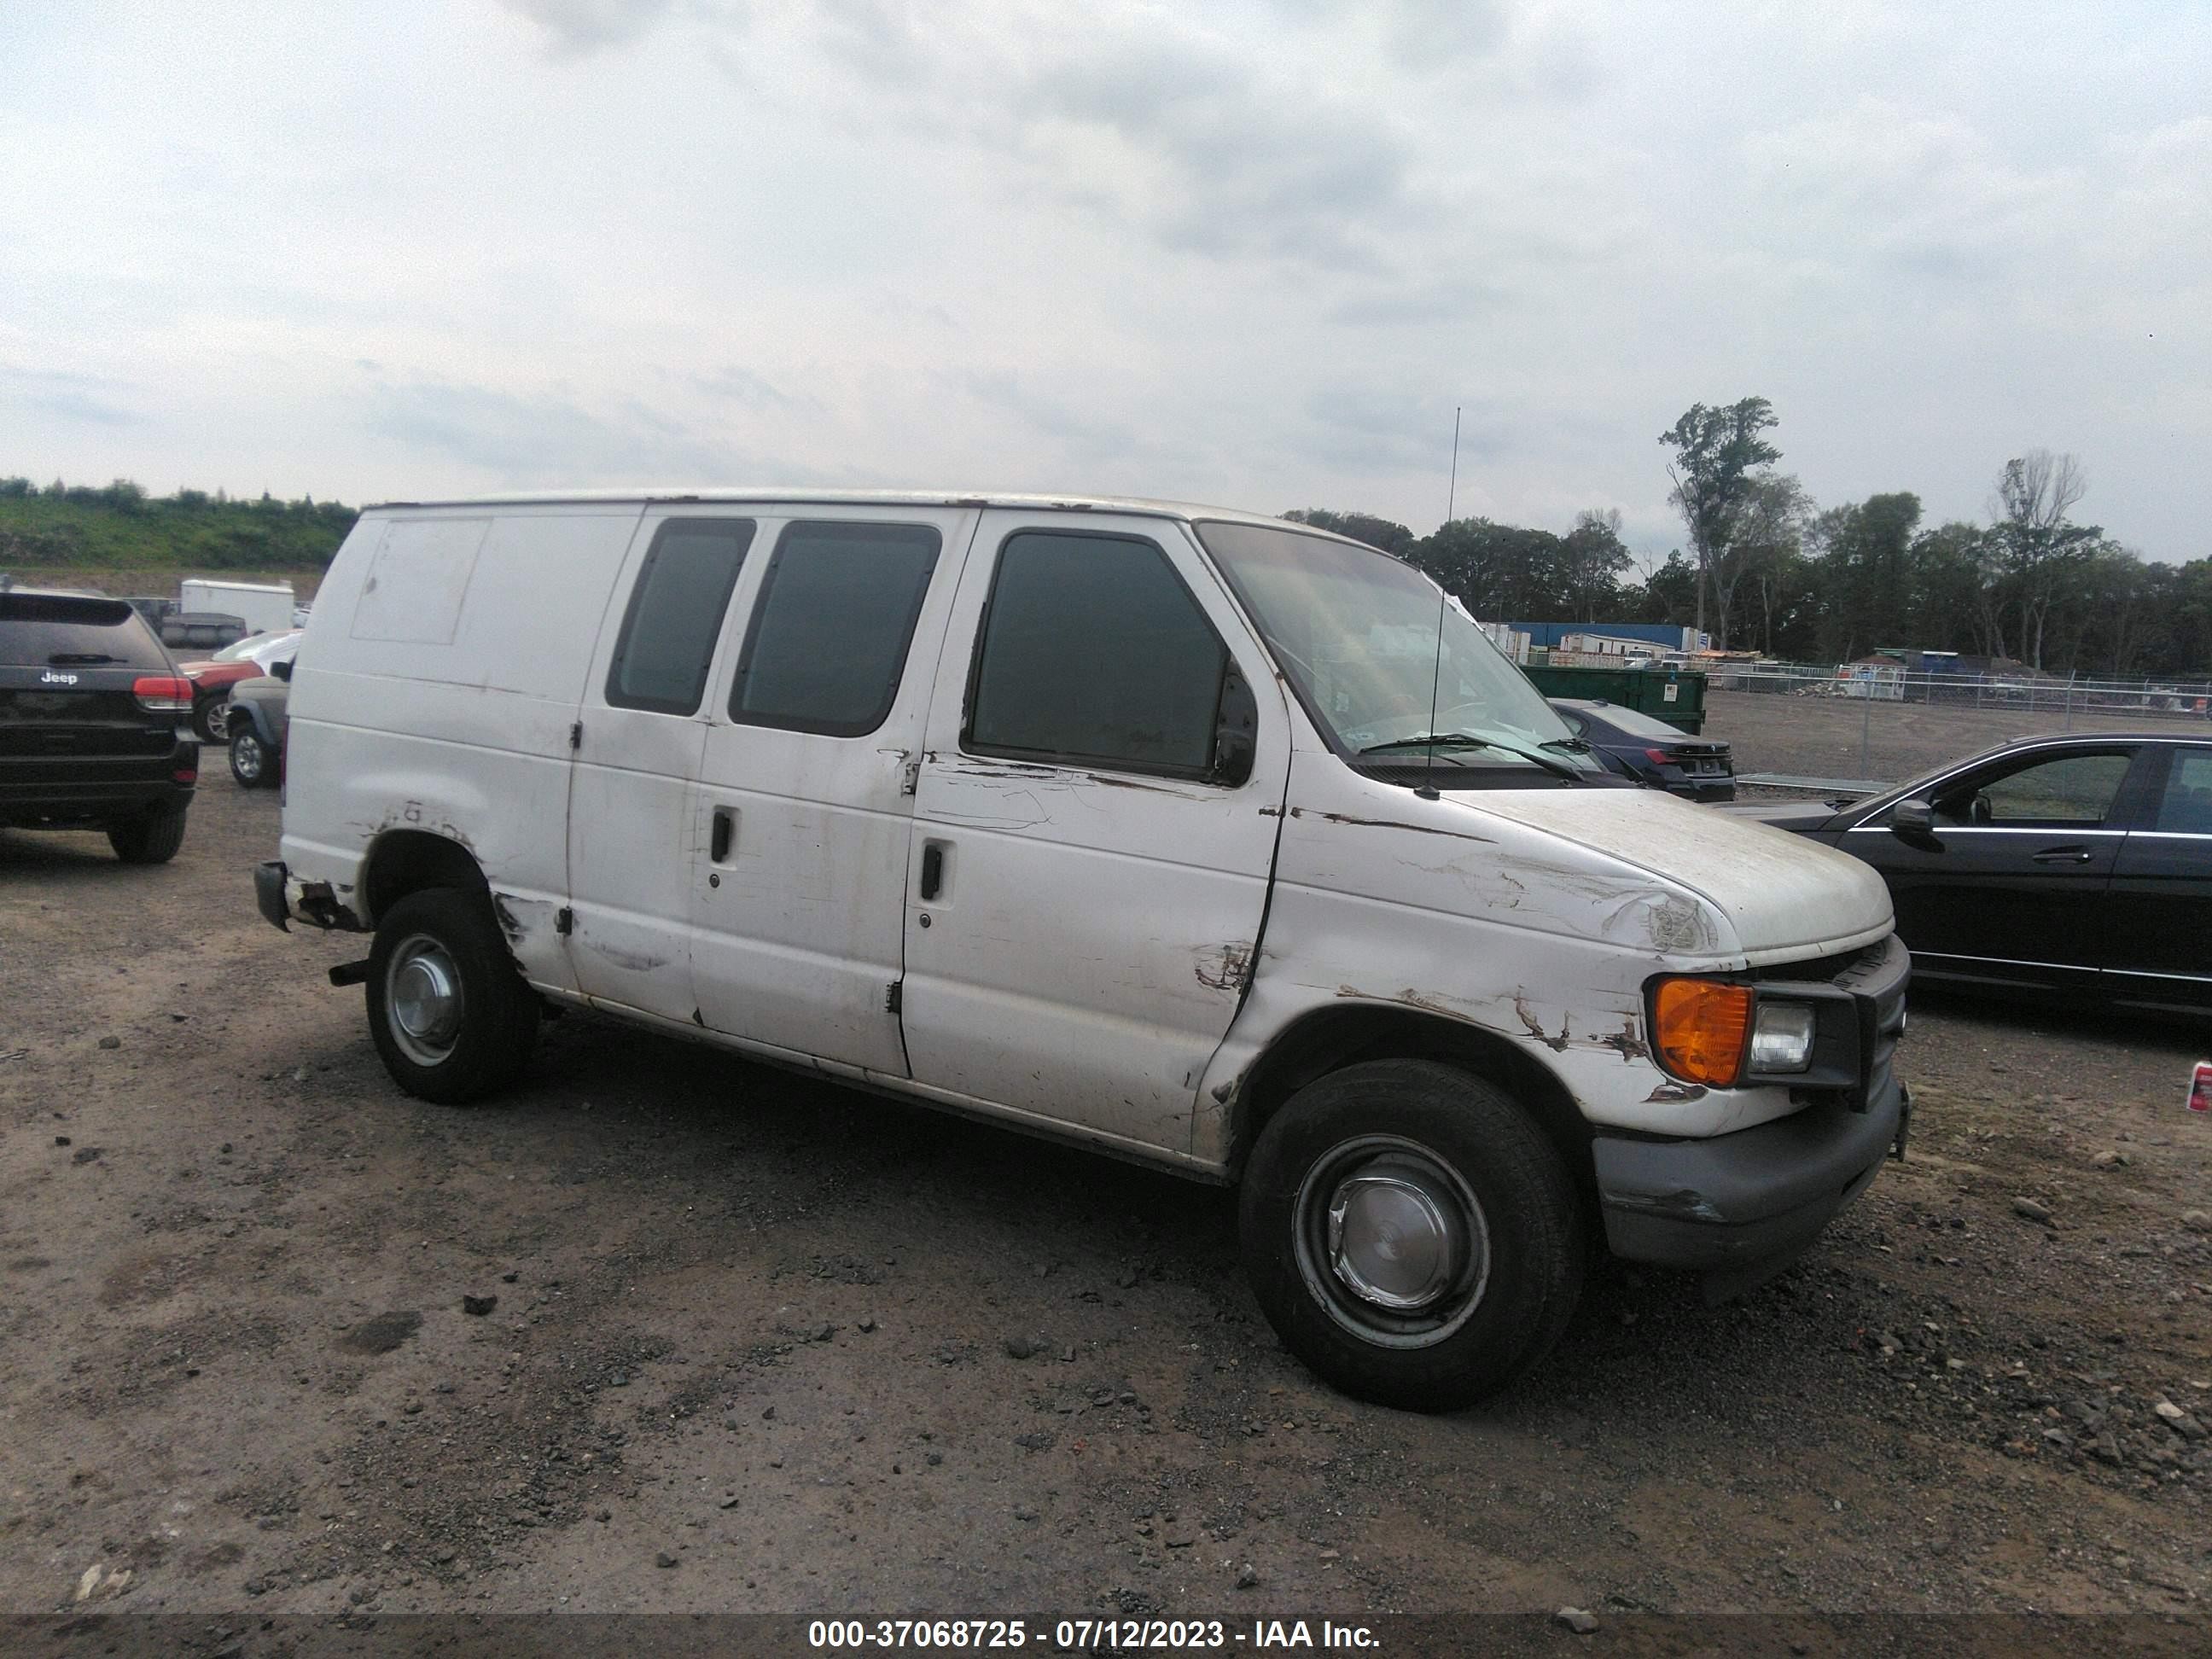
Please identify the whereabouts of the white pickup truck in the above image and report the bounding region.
[257,491,1907,1409]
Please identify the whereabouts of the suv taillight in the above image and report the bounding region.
[133,675,194,711]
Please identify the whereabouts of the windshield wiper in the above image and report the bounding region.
[48,652,118,665]
[1540,736,1593,754]
[1359,731,1493,755]
[1359,732,1585,783]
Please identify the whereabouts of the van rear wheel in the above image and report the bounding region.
[366,887,539,1104]
[1237,1059,1583,1411]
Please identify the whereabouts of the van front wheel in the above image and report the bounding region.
[366,888,539,1104]
[1238,1060,1584,1411]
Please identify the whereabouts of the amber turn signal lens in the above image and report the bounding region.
[1652,978,1753,1086]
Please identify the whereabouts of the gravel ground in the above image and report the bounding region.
[3,708,2209,1626]
[1699,685,2203,791]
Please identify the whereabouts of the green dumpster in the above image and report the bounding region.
[1522,664,1708,735]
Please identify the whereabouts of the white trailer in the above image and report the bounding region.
[180,579,295,636]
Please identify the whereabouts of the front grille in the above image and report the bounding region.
[1747,934,1909,1111]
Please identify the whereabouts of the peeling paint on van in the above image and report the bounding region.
[1193,941,1254,993]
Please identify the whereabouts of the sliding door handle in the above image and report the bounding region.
[710,806,735,864]
[918,842,944,901]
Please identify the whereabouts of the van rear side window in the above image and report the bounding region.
[605,519,757,715]
[728,521,941,737]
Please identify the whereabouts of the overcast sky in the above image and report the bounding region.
[2,0,2206,562]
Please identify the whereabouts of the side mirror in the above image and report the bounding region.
[1890,797,1941,849]
[271,659,294,682]
[1213,661,1257,788]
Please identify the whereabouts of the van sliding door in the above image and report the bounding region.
[686,506,981,1076]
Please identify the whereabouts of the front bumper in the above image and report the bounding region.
[1597,934,1909,1289]
[1595,1080,1906,1282]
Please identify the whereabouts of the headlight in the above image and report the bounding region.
[1749,1001,1816,1073]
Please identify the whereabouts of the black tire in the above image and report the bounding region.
[365,887,540,1105]
[1238,1059,1585,1412]
[106,800,189,864]
[229,723,275,789]
[192,696,230,743]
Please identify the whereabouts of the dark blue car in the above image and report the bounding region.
[1547,697,1735,801]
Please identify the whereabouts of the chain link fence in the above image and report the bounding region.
[1708,662,2212,724]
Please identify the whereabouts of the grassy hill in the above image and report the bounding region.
[0,478,356,574]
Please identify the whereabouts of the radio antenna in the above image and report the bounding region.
[1417,407,1461,802]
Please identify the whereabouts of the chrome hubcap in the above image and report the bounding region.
[233,736,261,779]
[387,936,463,1064]
[1294,1136,1489,1348]
[1327,1167,1459,1310]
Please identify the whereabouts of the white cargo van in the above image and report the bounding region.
[181,578,296,637]
[258,492,1907,1408]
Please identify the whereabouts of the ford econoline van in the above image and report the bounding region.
[256,492,1907,1409]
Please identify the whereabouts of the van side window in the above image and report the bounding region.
[966,532,1227,778]
[729,521,943,737]
[604,519,757,715]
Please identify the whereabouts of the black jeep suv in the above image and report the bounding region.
[1,587,199,863]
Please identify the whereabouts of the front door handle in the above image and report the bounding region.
[2030,845,2093,864]
[918,841,946,901]
[710,806,735,864]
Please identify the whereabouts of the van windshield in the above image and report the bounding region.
[1195,521,1587,775]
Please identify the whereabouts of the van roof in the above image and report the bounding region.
[360,489,1360,539]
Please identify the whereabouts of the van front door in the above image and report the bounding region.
[567,511,759,1023]
[688,508,978,1076]
[899,512,1290,1155]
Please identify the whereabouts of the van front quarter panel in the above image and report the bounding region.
[1194,731,1897,1159]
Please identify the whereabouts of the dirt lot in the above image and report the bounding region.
[1701,684,2203,790]
[3,707,2209,1630]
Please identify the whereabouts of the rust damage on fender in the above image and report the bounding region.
[1194,942,1254,993]
[1644,1080,1707,1103]
[1594,1017,1649,1062]
[1335,984,1464,1019]
[1513,996,1571,1053]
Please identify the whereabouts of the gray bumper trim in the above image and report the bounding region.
[1594,1077,1906,1277]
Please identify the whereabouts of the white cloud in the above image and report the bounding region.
[0,0,2206,562]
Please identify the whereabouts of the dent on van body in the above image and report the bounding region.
[1188,752,1860,1161]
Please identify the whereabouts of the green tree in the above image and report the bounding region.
[1411,518,1569,622]
[1903,521,1992,656]
[1559,509,1633,621]
[1629,550,1700,626]
[1728,474,1813,655]
[1813,492,1922,662]
[1988,451,2096,671]
[1658,396,1781,647]
[1280,508,1416,555]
